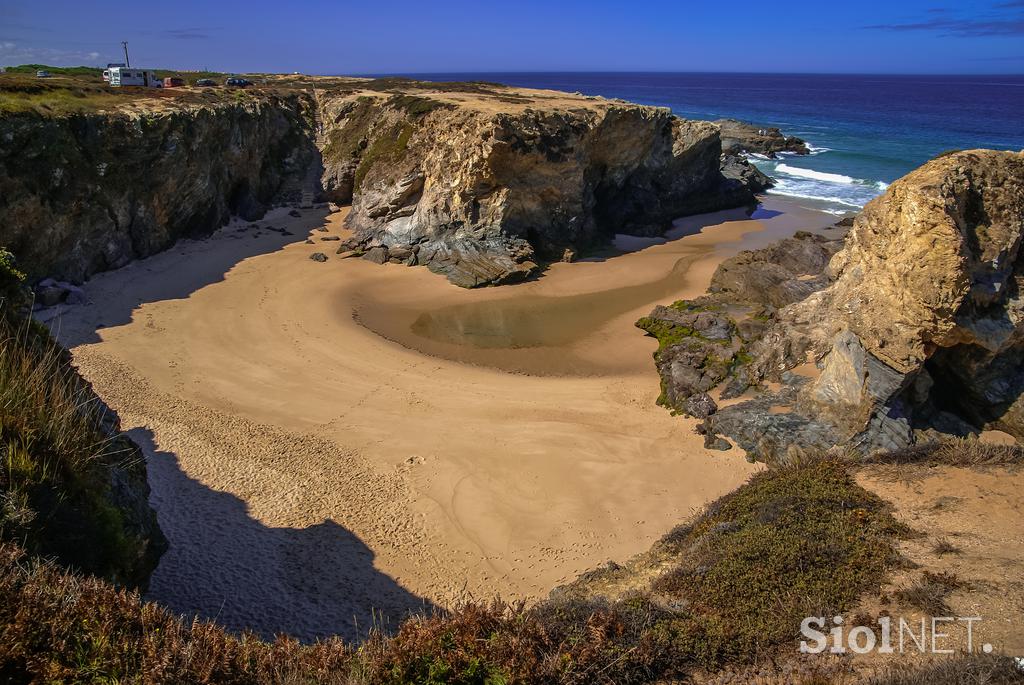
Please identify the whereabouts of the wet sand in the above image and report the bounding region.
[44,197,834,641]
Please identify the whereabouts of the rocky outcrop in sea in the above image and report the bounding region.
[639,149,1024,458]
[714,118,810,158]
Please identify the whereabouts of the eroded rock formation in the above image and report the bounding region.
[640,150,1024,458]
[0,79,773,288]
[714,118,809,158]
[322,89,769,287]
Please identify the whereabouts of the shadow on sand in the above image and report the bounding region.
[133,427,435,642]
[44,207,333,349]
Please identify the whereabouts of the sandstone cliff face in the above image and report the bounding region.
[1,79,765,288]
[0,94,318,281]
[319,89,764,287]
[640,150,1024,458]
[771,149,1024,448]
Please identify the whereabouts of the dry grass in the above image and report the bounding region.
[0,461,916,683]
[894,571,965,616]
[865,439,1024,468]
[647,460,910,668]
[0,254,157,584]
[863,654,1024,685]
[0,542,693,684]
[931,538,962,556]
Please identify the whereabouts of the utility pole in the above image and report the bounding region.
[122,41,131,67]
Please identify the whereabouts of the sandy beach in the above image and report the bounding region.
[44,197,836,641]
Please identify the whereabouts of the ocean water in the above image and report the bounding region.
[395,73,1024,215]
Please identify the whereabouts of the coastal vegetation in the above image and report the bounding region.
[0,453,926,683]
[0,251,163,586]
[1,431,1017,682]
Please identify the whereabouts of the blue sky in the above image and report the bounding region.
[1,0,1022,74]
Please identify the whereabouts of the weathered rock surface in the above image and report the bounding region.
[715,119,809,158]
[637,231,845,413]
[321,89,769,287]
[0,94,319,282]
[708,231,843,309]
[720,154,774,193]
[33,277,87,307]
[0,79,771,290]
[641,150,1024,458]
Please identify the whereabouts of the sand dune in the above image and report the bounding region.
[45,198,834,641]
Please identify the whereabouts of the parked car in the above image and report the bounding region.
[35,70,51,78]
[163,77,185,88]
[225,77,252,88]
[194,78,217,87]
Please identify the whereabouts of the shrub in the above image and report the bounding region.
[650,460,909,668]
[0,301,159,585]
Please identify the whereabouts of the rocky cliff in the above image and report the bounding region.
[639,150,1024,458]
[319,84,768,287]
[0,78,767,289]
[0,92,318,282]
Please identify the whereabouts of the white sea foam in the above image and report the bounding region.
[776,164,856,185]
[750,153,890,214]
[766,183,865,208]
[807,145,831,155]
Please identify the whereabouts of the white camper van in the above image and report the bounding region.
[103,66,160,87]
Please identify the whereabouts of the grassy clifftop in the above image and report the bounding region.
[0,251,164,587]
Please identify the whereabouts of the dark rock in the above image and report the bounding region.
[386,246,414,262]
[686,393,718,419]
[714,119,810,157]
[708,231,844,309]
[721,155,773,192]
[363,246,389,264]
[0,94,320,283]
[320,235,341,241]
[288,209,302,218]
[36,285,65,307]
[703,432,733,451]
[636,302,745,415]
[63,284,87,305]
[309,252,328,262]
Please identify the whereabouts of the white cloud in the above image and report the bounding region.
[0,43,110,66]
